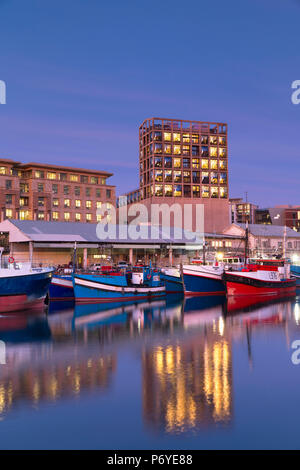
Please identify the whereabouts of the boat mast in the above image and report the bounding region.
[283,225,287,261]
[244,220,249,264]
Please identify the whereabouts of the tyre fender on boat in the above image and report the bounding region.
[8,256,14,264]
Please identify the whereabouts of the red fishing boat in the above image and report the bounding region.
[224,259,296,297]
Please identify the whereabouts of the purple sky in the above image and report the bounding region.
[0,0,300,207]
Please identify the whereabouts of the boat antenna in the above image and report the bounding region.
[73,241,77,273]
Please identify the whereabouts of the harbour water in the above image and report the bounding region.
[0,293,300,449]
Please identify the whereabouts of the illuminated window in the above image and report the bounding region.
[201,172,209,184]
[174,171,182,182]
[155,185,163,197]
[91,176,98,184]
[75,199,81,208]
[219,148,227,157]
[37,212,44,220]
[210,136,218,145]
[5,209,13,218]
[164,132,171,141]
[64,212,70,221]
[86,200,92,209]
[174,158,181,168]
[53,199,59,207]
[182,134,190,143]
[210,147,218,157]
[155,170,163,182]
[211,172,218,184]
[96,201,102,208]
[201,159,208,169]
[69,174,79,182]
[173,145,181,155]
[211,187,219,198]
[52,211,59,221]
[220,173,227,184]
[96,214,102,222]
[192,134,199,144]
[193,185,200,197]
[192,158,199,168]
[173,133,181,142]
[164,185,173,197]
[219,136,226,146]
[64,199,70,207]
[35,171,44,178]
[164,170,172,182]
[86,213,92,222]
[47,172,56,180]
[219,160,227,170]
[183,145,190,155]
[202,186,209,198]
[183,171,191,183]
[201,136,208,145]
[153,131,162,141]
[164,144,172,154]
[20,183,29,193]
[20,210,30,220]
[220,187,228,198]
[173,185,182,197]
[75,213,81,222]
[0,166,7,175]
[210,160,218,170]
[19,197,29,207]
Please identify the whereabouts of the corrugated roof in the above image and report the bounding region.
[239,224,300,237]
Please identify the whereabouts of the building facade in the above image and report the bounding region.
[118,117,230,233]
[0,158,115,223]
[230,198,257,224]
[254,205,300,232]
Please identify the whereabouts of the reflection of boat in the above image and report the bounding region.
[0,314,51,343]
[226,292,295,314]
[225,296,291,325]
[49,275,74,301]
[160,267,184,293]
[183,295,225,327]
[0,265,54,313]
[182,265,225,296]
[73,266,165,303]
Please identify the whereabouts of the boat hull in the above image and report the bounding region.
[0,270,53,313]
[225,272,296,296]
[160,273,184,293]
[49,275,74,301]
[73,274,166,303]
[182,266,225,296]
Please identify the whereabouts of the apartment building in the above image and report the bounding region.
[0,158,115,223]
[118,117,229,233]
[230,198,257,224]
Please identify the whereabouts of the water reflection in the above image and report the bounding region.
[0,293,299,442]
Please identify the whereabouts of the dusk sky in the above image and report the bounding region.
[0,0,299,207]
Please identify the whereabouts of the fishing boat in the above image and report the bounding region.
[0,262,54,313]
[160,267,184,293]
[182,264,225,296]
[224,259,296,296]
[73,265,166,303]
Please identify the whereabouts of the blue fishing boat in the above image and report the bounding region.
[0,264,54,313]
[73,265,166,303]
[160,267,184,293]
[291,265,300,286]
[49,274,74,301]
[182,264,225,296]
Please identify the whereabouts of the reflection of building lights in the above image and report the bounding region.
[294,304,300,325]
[216,252,224,261]
[218,317,225,336]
